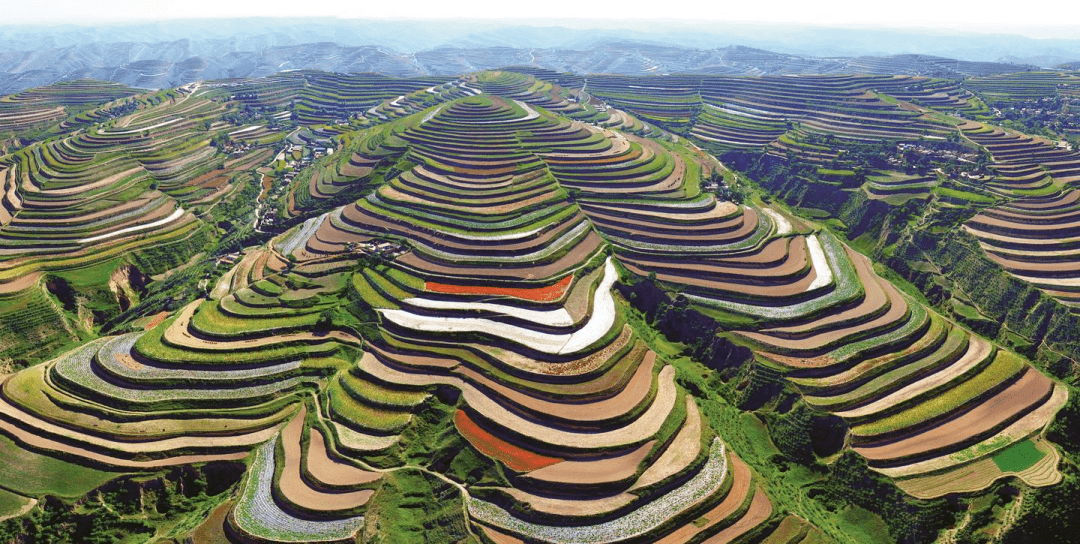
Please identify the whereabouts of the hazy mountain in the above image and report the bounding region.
[0,18,1074,94]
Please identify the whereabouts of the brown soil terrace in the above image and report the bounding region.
[278,407,375,512]
[854,368,1054,463]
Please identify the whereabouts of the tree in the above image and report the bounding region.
[314,309,334,333]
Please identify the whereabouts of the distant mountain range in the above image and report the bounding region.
[1,18,1077,94]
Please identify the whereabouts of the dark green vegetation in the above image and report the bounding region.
[0,463,243,543]
[992,440,1046,473]
[0,67,1076,543]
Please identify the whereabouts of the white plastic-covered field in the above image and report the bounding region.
[77,207,186,244]
[99,117,182,135]
[277,212,329,257]
[380,258,617,354]
[763,208,792,236]
[231,439,365,542]
[95,333,303,383]
[805,235,833,291]
[687,233,854,319]
[52,339,311,403]
[402,298,575,327]
[469,439,728,544]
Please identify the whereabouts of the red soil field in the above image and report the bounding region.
[454,409,562,472]
[426,274,573,302]
[142,311,170,330]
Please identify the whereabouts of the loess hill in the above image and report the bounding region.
[0,68,1074,543]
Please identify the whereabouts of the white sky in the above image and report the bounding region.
[5,0,1079,39]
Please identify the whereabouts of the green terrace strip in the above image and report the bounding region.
[850,350,1027,438]
[49,339,315,407]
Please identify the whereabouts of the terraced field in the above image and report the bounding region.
[529,68,1073,540]
[0,80,331,375]
[210,71,456,126]
[581,74,970,152]
[963,72,1080,106]
[0,86,787,543]
[295,94,774,542]
[0,68,1073,543]
[575,71,1080,315]
[556,131,1064,500]
[956,123,1080,305]
[0,83,283,303]
[0,80,140,135]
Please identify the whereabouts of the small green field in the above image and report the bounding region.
[0,435,120,497]
[991,439,1046,473]
[0,488,32,519]
[950,298,986,320]
[932,187,996,204]
[837,506,894,544]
